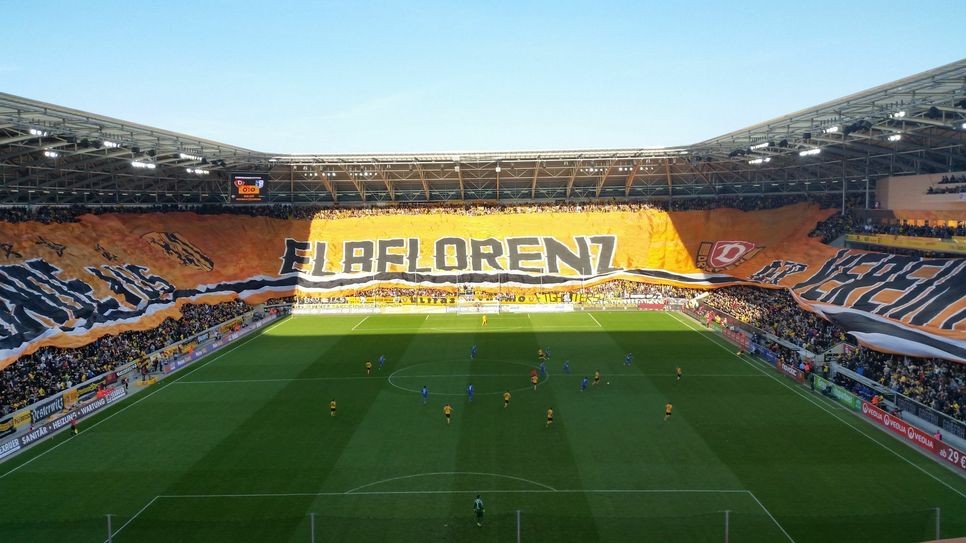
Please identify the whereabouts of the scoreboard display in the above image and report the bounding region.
[230,174,267,203]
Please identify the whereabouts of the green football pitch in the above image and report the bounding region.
[0,312,963,542]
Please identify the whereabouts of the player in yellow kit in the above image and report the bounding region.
[665,402,673,421]
[593,370,601,386]
[503,391,511,408]
[537,348,545,361]
[531,374,539,391]
[546,407,554,428]
[482,315,488,327]
[676,367,682,382]
[365,360,372,375]
[443,403,453,424]
[329,399,337,417]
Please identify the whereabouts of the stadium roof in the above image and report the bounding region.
[1,59,964,205]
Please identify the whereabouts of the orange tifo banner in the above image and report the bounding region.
[0,202,962,366]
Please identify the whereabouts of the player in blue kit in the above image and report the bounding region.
[471,344,478,360]
[378,354,386,370]
[539,361,547,378]
[624,352,633,366]
[580,377,589,391]
[421,385,428,404]
[563,360,571,374]
[467,383,474,402]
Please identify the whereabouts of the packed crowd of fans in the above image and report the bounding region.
[0,301,253,415]
[0,193,846,225]
[667,194,840,212]
[703,286,966,421]
[851,221,966,239]
[286,280,700,303]
[808,195,865,243]
[577,280,700,300]
[704,286,847,354]
[836,348,965,421]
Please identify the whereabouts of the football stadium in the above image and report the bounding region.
[1,5,965,542]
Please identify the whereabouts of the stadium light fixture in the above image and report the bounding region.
[887,134,902,142]
[179,152,203,161]
[890,110,906,119]
[102,140,120,149]
[748,157,771,165]
[799,148,821,157]
[749,142,769,150]
[185,168,210,175]
[961,122,966,130]
[29,128,49,137]
[823,126,839,134]
[43,150,59,158]
[495,166,501,173]
[131,160,157,170]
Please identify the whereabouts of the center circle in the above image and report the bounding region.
[388,359,549,396]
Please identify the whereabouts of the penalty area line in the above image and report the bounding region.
[109,487,763,539]
[350,316,370,330]
[746,490,795,543]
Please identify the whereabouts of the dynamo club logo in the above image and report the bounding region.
[696,240,763,272]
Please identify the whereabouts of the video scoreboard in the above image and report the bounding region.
[230,174,268,203]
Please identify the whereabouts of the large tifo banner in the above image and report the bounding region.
[0,202,962,366]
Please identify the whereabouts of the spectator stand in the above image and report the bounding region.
[830,361,966,453]
[0,306,287,462]
[692,299,822,363]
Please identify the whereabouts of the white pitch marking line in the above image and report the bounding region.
[0,317,293,478]
[110,487,758,536]
[668,311,966,499]
[157,488,753,499]
[355,325,602,332]
[588,313,603,328]
[104,495,161,542]
[343,471,558,494]
[159,488,748,502]
[350,316,370,330]
[746,490,795,543]
[175,373,765,385]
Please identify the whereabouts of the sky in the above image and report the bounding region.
[3,1,964,154]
